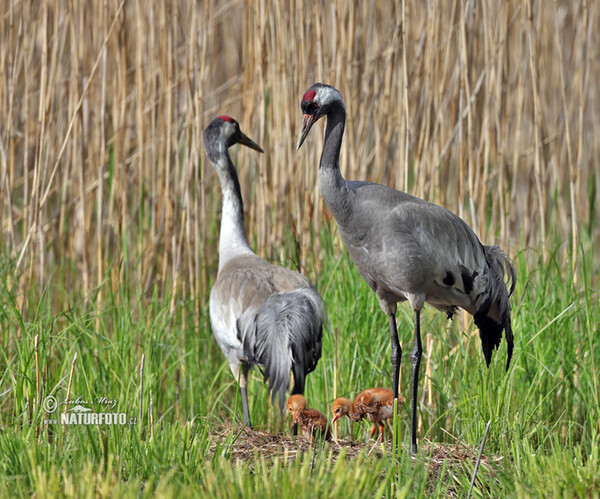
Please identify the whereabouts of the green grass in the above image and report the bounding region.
[0,227,599,497]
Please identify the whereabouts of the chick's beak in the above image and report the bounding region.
[332,414,340,424]
[296,114,316,150]
[237,131,263,153]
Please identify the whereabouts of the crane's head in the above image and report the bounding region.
[331,397,352,424]
[296,83,345,150]
[286,394,308,423]
[206,115,263,153]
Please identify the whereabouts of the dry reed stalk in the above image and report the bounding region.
[575,0,590,276]
[2,5,15,254]
[29,4,47,275]
[480,0,493,240]
[160,2,173,300]
[183,6,197,324]
[135,0,146,290]
[415,1,432,199]
[553,0,576,273]
[401,0,410,193]
[459,0,476,230]
[95,0,109,332]
[510,5,526,207]
[496,3,511,246]
[1,139,16,255]
[171,208,187,315]
[525,0,547,251]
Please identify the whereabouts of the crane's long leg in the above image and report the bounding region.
[389,312,403,457]
[240,386,252,427]
[388,312,402,400]
[238,365,252,427]
[409,309,423,454]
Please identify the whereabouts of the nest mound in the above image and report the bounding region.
[208,421,504,474]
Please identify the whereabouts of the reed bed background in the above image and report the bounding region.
[1,1,598,319]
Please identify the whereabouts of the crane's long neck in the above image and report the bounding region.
[318,105,351,222]
[207,143,254,268]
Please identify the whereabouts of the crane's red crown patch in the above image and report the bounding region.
[218,115,235,123]
[302,90,317,102]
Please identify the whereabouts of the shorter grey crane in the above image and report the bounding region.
[204,116,323,431]
[296,84,515,454]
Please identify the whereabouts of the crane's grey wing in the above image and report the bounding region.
[237,287,323,413]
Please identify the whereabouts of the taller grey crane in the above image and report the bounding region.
[296,83,515,454]
[204,116,324,432]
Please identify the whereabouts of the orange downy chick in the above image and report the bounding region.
[287,394,332,442]
[332,388,404,440]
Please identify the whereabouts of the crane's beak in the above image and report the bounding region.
[237,132,263,153]
[296,114,316,150]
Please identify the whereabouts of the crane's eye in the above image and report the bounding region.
[309,102,318,110]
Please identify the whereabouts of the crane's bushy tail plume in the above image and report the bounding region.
[474,245,516,371]
[237,289,323,413]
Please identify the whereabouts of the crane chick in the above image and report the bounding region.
[287,394,332,442]
[332,388,402,440]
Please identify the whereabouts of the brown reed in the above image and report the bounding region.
[1,0,598,327]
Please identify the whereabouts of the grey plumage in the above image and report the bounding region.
[204,116,323,427]
[296,83,515,454]
[238,287,322,410]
